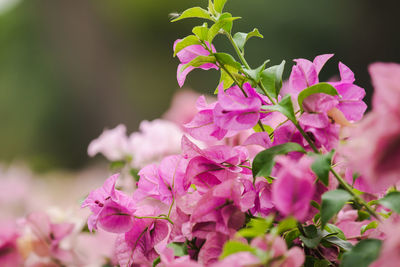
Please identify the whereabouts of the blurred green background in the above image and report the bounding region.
[0,0,399,171]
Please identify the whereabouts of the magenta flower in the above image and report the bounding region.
[134,155,188,205]
[0,221,23,267]
[181,136,250,192]
[213,83,263,131]
[81,174,136,233]
[272,156,316,222]
[174,39,218,87]
[115,218,170,266]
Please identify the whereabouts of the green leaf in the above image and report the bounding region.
[300,225,327,248]
[192,23,209,41]
[324,235,353,251]
[216,65,238,93]
[360,221,379,235]
[214,52,242,70]
[357,210,371,221]
[242,60,270,83]
[260,60,285,99]
[284,228,300,247]
[297,82,339,112]
[130,168,140,181]
[237,217,273,238]
[208,0,216,16]
[324,223,346,240]
[311,150,334,186]
[341,239,382,267]
[220,241,256,259]
[379,191,400,214]
[320,189,352,228]
[214,0,228,13]
[208,15,240,42]
[305,257,330,267]
[276,217,297,234]
[152,257,161,267]
[232,28,263,52]
[167,242,188,257]
[109,160,125,171]
[171,7,213,22]
[263,95,296,123]
[181,55,216,72]
[252,142,306,178]
[174,35,201,57]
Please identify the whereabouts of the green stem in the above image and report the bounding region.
[294,123,319,153]
[330,168,381,221]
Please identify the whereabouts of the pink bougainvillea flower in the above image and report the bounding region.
[340,63,400,192]
[213,83,263,131]
[115,218,170,266]
[184,95,229,142]
[174,39,218,87]
[88,124,130,161]
[25,211,75,263]
[81,174,136,233]
[181,136,250,192]
[129,119,183,168]
[134,155,188,205]
[287,54,334,96]
[0,220,23,267]
[159,247,202,267]
[272,156,316,222]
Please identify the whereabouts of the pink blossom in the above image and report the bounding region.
[0,220,23,267]
[272,156,316,222]
[81,174,136,233]
[129,119,183,168]
[184,96,228,142]
[174,39,218,87]
[88,124,130,161]
[213,83,263,131]
[159,247,202,267]
[181,136,250,192]
[115,218,170,266]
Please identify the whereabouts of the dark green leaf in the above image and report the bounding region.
[341,239,382,267]
[192,23,209,41]
[379,191,400,214]
[181,55,216,71]
[360,221,379,235]
[173,35,201,57]
[252,142,306,178]
[171,7,213,22]
[311,150,334,186]
[242,60,269,83]
[263,95,296,122]
[220,241,256,259]
[297,83,339,112]
[324,223,346,240]
[208,14,240,42]
[167,242,188,257]
[214,52,242,70]
[324,235,353,251]
[300,225,327,248]
[232,28,263,52]
[284,228,300,247]
[260,60,285,99]
[357,210,371,221]
[320,189,352,228]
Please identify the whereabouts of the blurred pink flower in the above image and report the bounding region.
[0,220,23,267]
[88,124,130,162]
[129,119,183,168]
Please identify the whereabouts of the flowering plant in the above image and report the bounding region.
[2,0,400,266]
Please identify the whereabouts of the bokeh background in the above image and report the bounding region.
[1,0,399,172]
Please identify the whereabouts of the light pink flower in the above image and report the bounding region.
[129,119,183,168]
[0,220,23,267]
[88,124,130,161]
